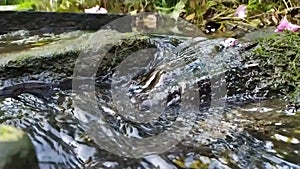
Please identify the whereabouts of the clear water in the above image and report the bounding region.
[0,33,299,169]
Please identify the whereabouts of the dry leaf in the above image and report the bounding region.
[185,13,195,21]
[129,9,138,15]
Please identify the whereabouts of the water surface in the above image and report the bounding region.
[0,32,299,169]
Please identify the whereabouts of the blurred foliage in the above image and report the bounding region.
[0,0,21,5]
[16,0,37,10]
[1,0,300,33]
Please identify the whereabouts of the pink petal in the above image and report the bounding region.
[220,38,239,48]
[234,5,247,19]
[275,16,289,32]
[275,16,300,32]
[287,23,300,32]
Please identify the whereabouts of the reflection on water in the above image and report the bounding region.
[0,91,299,168]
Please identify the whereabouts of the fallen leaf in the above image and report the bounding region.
[84,5,108,14]
[129,9,138,16]
[185,13,195,21]
[234,5,247,19]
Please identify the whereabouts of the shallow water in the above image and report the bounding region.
[0,30,85,54]
[0,33,299,169]
[1,90,299,168]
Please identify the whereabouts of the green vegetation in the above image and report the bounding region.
[251,31,300,99]
[1,0,299,31]
[14,0,37,11]
[0,125,23,141]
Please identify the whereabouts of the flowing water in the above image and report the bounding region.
[0,31,299,169]
[0,29,85,54]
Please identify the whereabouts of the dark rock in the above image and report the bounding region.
[0,11,130,34]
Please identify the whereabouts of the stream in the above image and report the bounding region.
[0,29,299,169]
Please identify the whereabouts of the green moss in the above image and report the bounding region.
[16,0,37,10]
[251,31,300,99]
[0,125,24,142]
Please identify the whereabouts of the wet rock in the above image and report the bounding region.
[0,30,153,100]
[0,30,152,79]
[245,31,300,101]
[0,11,127,34]
[0,124,38,169]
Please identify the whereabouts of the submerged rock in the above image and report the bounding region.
[0,125,38,169]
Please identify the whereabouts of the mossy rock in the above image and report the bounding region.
[245,31,300,100]
[0,125,38,169]
[0,30,153,80]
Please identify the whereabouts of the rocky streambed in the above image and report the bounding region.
[0,27,299,169]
